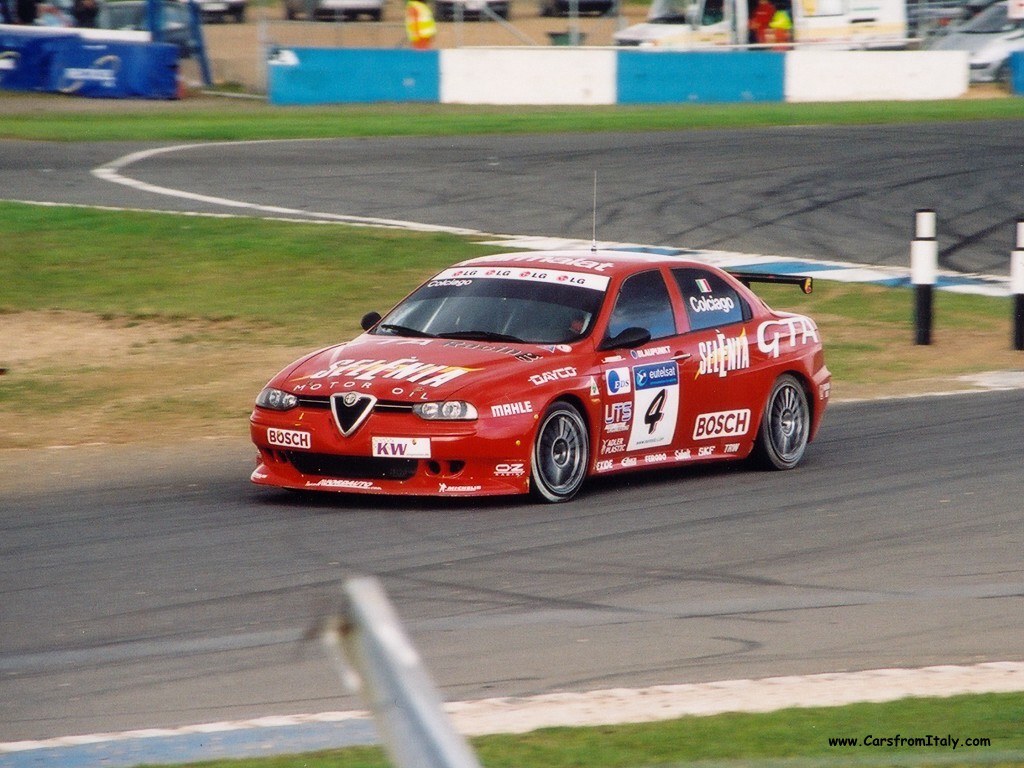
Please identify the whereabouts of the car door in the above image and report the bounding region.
[596,269,688,468]
[669,267,758,461]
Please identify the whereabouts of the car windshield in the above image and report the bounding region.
[375,270,607,345]
[961,3,1022,32]
[647,0,692,21]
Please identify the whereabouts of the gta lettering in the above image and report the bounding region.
[689,295,735,313]
[307,357,473,388]
[530,367,576,386]
[490,401,534,417]
[267,428,311,450]
[697,328,750,378]
[757,316,819,359]
[693,409,751,440]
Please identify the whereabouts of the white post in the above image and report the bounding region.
[1012,220,1024,351]
[911,209,937,345]
[325,576,483,768]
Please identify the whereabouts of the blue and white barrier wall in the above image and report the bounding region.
[268,47,970,106]
[0,25,178,99]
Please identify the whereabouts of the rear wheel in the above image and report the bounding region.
[530,402,589,502]
[753,374,809,470]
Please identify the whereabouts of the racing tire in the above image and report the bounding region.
[753,374,809,470]
[530,402,589,503]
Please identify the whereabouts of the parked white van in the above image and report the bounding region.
[614,0,908,49]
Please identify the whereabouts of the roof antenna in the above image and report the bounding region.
[591,171,598,254]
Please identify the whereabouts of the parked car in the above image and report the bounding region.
[283,0,384,20]
[906,0,967,37]
[177,0,246,23]
[539,0,614,17]
[928,0,1024,82]
[433,0,509,21]
[250,249,830,503]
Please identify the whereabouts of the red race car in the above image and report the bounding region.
[250,249,830,502]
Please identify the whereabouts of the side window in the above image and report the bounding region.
[673,268,749,332]
[605,270,677,341]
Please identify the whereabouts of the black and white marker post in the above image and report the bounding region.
[911,209,937,346]
[1013,220,1024,351]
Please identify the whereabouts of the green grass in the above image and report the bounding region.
[142,692,1024,768]
[0,202,503,336]
[2,96,1023,142]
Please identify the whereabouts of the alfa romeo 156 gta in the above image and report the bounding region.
[250,249,830,502]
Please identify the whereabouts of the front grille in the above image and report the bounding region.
[286,451,418,481]
[297,395,412,413]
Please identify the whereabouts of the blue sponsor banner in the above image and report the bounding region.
[1,28,177,98]
[48,39,178,98]
[0,29,68,92]
[268,48,440,105]
[1012,51,1024,96]
[617,50,784,104]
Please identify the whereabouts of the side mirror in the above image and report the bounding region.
[598,326,652,351]
[360,311,382,331]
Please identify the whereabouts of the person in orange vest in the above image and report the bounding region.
[406,0,436,50]
[748,0,776,43]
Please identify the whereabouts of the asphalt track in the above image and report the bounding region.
[2,123,1024,761]
[5,120,1024,274]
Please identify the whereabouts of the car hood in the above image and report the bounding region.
[274,334,579,401]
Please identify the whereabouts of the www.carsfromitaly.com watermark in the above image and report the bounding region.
[829,734,992,750]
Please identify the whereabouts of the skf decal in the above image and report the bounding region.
[696,328,750,379]
[758,316,819,359]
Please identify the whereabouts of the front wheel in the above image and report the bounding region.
[530,402,589,503]
[753,374,809,470]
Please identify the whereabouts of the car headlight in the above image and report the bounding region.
[413,401,478,421]
[256,387,299,411]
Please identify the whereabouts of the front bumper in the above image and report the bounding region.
[250,404,534,498]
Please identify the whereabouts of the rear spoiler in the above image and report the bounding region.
[728,271,813,295]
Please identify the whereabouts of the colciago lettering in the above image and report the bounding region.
[689,295,735,313]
